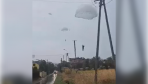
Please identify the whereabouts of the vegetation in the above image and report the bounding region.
[54,56,116,84]
[54,73,73,84]
[33,60,56,80]
[57,56,115,71]
[60,69,115,84]
[33,60,55,75]
[38,60,55,74]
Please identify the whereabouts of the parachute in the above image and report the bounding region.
[61,27,70,31]
[61,27,70,41]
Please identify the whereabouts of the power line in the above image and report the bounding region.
[106,0,113,4]
[33,0,113,4]
[34,54,64,56]
[34,53,71,56]
[33,0,91,3]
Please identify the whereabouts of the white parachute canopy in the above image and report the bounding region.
[61,27,70,41]
[75,4,98,20]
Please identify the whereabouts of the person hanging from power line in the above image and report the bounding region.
[82,45,85,51]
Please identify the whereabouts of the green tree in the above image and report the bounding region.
[89,57,95,69]
[34,60,56,74]
[85,59,90,67]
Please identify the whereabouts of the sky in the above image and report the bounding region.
[32,0,116,63]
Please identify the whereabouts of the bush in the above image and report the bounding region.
[64,68,72,75]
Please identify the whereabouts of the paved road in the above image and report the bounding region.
[46,74,57,84]
[46,71,57,84]
[33,71,57,84]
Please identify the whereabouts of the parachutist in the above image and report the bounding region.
[82,45,85,51]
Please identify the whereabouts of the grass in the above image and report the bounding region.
[61,69,116,84]
[54,73,66,84]
[54,73,73,84]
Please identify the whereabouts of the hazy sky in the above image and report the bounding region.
[32,0,116,63]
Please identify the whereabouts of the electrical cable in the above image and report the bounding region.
[34,53,71,56]
[33,0,113,5]
[33,0,91,3]
[34,54,64,56]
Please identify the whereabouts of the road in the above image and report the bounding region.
[33,71,57,84]
[46,71,57,84]
[46,74,57,84]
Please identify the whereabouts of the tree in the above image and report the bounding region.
[33,60,56,74]
[85,59,90,67]
[76,62,83,69]
[106,57,115,68]
[39,60,47,72]
[100,56,115,69]
[89,57,95,69]
[46,62,55,74]
[33,67,40,79]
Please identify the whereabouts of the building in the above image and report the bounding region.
[69,57,85,68]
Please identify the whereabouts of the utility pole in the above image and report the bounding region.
[61,58,62,63]
[93,0,116,84]
[63,55,64,61]
[103,0,115,61]
[73,40,77,58]
[66,54,67,62]
[61,58,62,72]
[66,53,69,62]
[94,0,102,84]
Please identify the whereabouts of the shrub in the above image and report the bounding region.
[64,68,72,75]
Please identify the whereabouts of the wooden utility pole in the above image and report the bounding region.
[93,0,116,84]
[73,40,77,58]
[63,55,64,61]
[66,53,69,62]
[61,58,62,63]
[103,0,115,61]
[94,0,102,84]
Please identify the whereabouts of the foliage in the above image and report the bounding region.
[102,57,115,69]
[61,69,115,84]
[56,61,70,72]
[56,56,115,72]
[33,60,55,75]
[62,61,70,67]
[32,67,40,80]
[64,68,72,75]
[54,74,66,84]
[33,66,37,71]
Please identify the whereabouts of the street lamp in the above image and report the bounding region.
[75,0,115,84]
[63,49,69,62]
